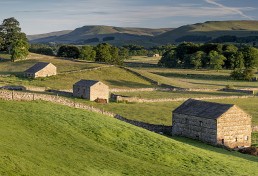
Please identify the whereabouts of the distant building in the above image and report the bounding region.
[148,53,160,57]
[73,80,109,103]
[172,99,252,148]
[24,62,57,78]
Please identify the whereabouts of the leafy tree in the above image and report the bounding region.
[158,49,178,67]
[190,51,206,69]
[0,17,29,61]
[208,50,226,70]
[80,45,96,61]
[10,39,29,62]
[94,43,112,63]
[57,45,80,59]
[231,51,244,69]
[241,46,258,69]
[118,47,129,60]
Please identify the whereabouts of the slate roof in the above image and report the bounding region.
[74,80,101,87]
[25,62,53,73]
[173,99,234,119]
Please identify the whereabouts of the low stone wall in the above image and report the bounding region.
[115,115,171,135]
[222,88,255,95]
[120,66,159,85]
[111,94,255,103]
[59,65,114,75]
[0,90,171,134]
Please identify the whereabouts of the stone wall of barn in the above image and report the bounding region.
[73,85,91,99]
[217,106,252,148]
[35,64,57,78]
[90,83,109,103]
[172,113,217,144]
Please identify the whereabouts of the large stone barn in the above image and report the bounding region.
[73,80,109,103]
[24,62,57,78]
[172,99,252,148]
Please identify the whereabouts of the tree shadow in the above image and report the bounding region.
[106,80,154,88]
[152,72,230,81]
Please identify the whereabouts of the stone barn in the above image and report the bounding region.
[172,99,252,148]
[73,80,109,103]
[24,62,57,78]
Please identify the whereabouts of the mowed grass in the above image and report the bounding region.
[77,97,258,126]
[117,90,246,99]
[0,99,257,176]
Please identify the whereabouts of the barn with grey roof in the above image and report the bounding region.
[172,99,252,148]
[24,62,57,78]
[73,80,109,103]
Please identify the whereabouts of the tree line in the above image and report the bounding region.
[0,17,29,62]
[159,42,258,80]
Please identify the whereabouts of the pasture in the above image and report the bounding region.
[0,99,257,176]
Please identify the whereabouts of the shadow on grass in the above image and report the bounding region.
[152,72,229,81]
[124,62,158,68]
[106,80,153,88]
[186,81,258,89]
[171,136,258,162]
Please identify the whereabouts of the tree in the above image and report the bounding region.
[80,45,96,61]
[0,17,29,61]
[10,39,29,62]
[94,43,112,63]
[208,50,226,70]
[158,49,178,67]
[57,45,80,59]
[190,51,206,69]
[241,46,258,69]
[118,47,129,60]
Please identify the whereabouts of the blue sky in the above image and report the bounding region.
[0,0,257,34]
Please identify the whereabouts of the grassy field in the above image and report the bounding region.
[0,66,153,90]
[125,57,258,89]
[0,99,257,176]
[0,53,153,89]
[75,97,258,126]
[0,53,104,74]
[117,90,246,99]
[253,132,258,147]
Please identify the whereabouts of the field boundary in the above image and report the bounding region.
[0,90,172,134]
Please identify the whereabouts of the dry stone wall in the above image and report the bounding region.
[0,90,171,134]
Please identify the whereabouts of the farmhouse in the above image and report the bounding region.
[148,53,160,57]
[73,80,109,103]
[172,99,252,148]
[24,62,57,78]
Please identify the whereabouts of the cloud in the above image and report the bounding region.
[204,0,254,20]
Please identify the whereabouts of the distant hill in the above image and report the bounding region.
[28,25,173,46]
[156,20,258,44]
[27,30,73,41]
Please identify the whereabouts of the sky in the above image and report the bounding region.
[0,0,257,35]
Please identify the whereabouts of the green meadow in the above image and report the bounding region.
[0,100,257,176]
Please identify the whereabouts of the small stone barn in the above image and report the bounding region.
[24,62,57,78]
[73,80,109,103]
[172,99,252,148]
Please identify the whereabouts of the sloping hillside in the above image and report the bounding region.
[27,30,73,41]
[28,25,173,46]
[156,20,258,43]
[0,100,257,175]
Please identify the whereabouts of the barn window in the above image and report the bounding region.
[235,137,238,142]
[77,88,80,92]
[185,118,188,124]
[244,136,249,141]
[199,121,203,126]
[222,139,224,145]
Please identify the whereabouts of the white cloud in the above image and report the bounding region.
[204,0,254,20]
